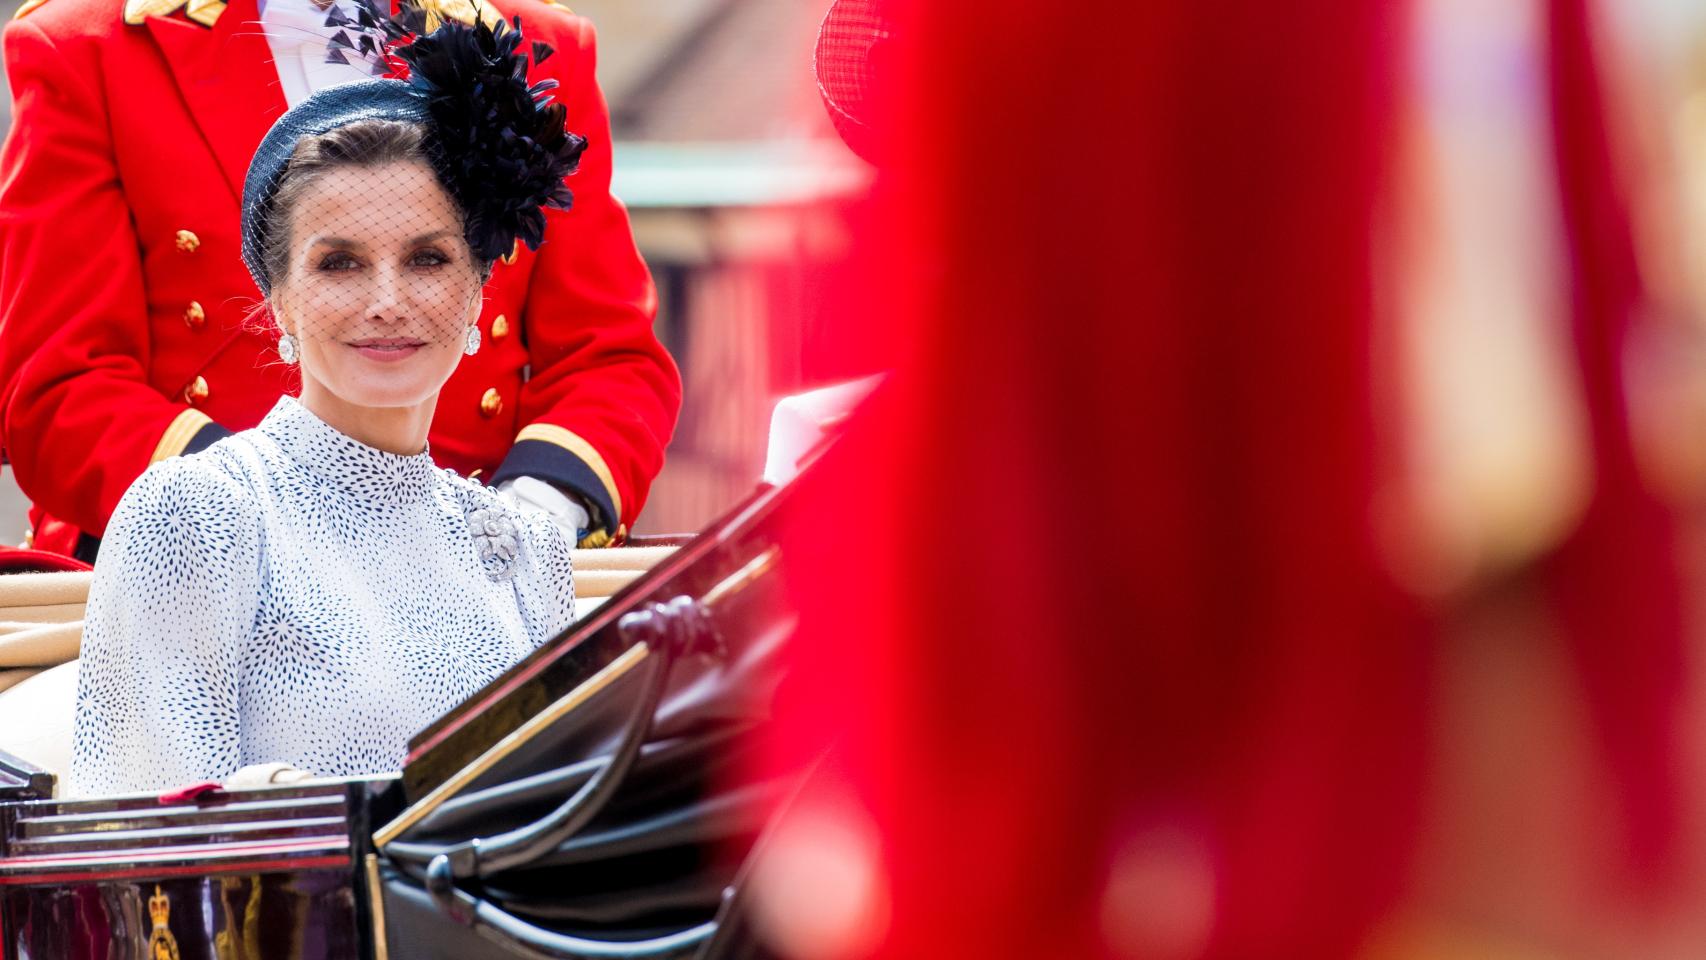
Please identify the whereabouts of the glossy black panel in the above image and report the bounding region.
[2,868,365,960]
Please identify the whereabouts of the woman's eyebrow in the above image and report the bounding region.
[307,230,455,249]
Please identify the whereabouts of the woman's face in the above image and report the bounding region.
[273,160,482,410]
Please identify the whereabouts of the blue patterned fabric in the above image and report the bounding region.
[72,396,576,796]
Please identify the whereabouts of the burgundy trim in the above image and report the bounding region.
[0,854,349,886]
[0,836,347,877]
[0,548,92,573]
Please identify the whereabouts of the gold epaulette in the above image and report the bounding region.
[417,0,502,30]
[120,0,225,26]
[420,0,571,29]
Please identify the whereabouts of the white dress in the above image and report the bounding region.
[72,396,576,795]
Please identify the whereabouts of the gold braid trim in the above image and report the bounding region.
[122,0,188,24]
[416,0,503,30]
[150,408,215,464]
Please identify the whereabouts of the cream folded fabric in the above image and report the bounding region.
[0,620,82,668]
[0,603,84,624]
[573,569,646,598]
[0,571,90,609]
[569,546,676,572]
[568,545,675,598]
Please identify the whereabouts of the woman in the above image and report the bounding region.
[72,7,587,795]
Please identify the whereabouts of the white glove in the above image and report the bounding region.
[500,476,592,540]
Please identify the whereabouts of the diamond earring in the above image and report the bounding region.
[464,325,481,356]
[277,332,298,365]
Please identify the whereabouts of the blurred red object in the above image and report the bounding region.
[0,548,89,574]
[1544,0,1689,886]
[813,0,889,164]
[770,0,1429,957]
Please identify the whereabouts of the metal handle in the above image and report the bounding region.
[423,868,717,960]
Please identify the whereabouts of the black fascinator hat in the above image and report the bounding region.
[241,0,587,295]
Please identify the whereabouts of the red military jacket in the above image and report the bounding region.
[0,0,680,554]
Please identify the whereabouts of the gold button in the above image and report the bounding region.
[184,375,209,405]
[183,300,205,329]
[174,230,200,254]
[490,314,509,340]
[501,240,520,266]
[479,388,503,418]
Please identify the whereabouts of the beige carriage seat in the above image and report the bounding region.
[0,548,673,795]
[570,545,678,605]
[0,571,87,790]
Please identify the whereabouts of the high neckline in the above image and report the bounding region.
[257,395,438,506]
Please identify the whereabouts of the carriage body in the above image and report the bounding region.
[0,777,396,960]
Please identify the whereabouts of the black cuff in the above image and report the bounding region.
[185,422,233,455]
[490,439,617,535]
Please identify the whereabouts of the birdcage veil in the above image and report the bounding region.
[240,0,585,358]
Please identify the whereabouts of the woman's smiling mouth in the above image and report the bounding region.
[347,337,427,362]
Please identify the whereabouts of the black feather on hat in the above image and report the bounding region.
[391,7,583,260]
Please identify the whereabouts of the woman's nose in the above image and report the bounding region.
[366,263,407,323]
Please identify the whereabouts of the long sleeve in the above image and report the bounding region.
[0,19,228,536]
[71,457,261,795]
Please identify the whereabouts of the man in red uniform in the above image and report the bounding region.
[0,0,679,560]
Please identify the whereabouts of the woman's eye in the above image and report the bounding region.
[318,252,359,271]
[410,249,450,268]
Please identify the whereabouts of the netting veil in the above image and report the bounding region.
[240,0,586,356]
